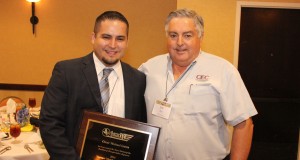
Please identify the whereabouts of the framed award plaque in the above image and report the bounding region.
[76,110,160,160]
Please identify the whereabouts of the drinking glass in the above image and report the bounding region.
[10,123,21,144]
[28,98,36,108]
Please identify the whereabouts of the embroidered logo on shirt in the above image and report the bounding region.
[196,75,209,81]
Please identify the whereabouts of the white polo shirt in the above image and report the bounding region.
[139,51,257,160]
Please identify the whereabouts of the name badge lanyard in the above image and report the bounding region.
[164,61,197,102]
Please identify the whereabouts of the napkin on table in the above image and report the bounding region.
[6,98,16,114]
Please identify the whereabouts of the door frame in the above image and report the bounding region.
[233,2,300,159]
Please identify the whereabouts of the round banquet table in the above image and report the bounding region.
[0,131,49,160]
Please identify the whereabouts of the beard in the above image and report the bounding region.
[102,57,119,66]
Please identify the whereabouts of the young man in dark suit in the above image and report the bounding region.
[39,11,146,160]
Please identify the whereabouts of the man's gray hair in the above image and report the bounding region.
[165,8,204,38]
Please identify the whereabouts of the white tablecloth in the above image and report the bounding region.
[0,131,49,160]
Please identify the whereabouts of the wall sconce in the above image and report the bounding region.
[27,0,40,35]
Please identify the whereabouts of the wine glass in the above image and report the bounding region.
[10,123,21,144]
[28,98,36,108]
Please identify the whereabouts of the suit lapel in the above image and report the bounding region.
[121,62,134,118]
[81,58,135,115]
[82,53,102,107]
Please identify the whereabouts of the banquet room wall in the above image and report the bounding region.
[0,0,176,105]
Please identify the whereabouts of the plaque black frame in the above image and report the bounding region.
[76,110,160,160]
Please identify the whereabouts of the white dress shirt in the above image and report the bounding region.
[93,53,125,118]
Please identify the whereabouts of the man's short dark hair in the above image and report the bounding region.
[94,11,129,36]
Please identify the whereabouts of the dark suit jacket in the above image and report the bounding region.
[39,53,146,160]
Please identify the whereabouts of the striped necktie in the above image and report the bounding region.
[99,68,113,114]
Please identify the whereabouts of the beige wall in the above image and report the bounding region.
[0,0,176,85]
[0,0,176,104]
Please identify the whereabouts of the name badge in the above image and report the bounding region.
[152,100,172,119]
